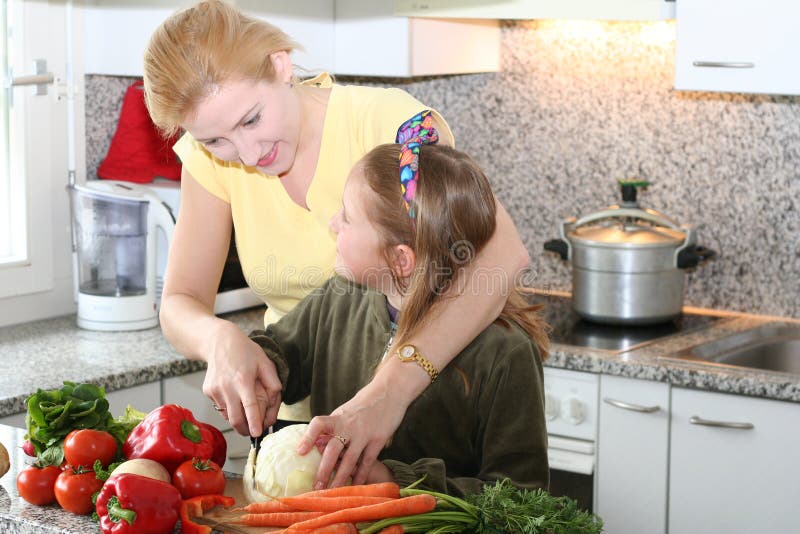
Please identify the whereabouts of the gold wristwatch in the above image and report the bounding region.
[396,344,439,383]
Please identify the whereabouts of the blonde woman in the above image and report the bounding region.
[144,0,529,487]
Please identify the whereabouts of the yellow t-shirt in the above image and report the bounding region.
[174,74,453,328]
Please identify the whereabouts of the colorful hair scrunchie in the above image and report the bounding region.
[395,110,439,220]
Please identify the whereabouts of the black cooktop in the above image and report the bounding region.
[527,293,722,353]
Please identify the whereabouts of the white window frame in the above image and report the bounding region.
[0,0,68,299]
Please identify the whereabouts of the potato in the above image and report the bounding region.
[0,441,9,479]
[111,458,171,483]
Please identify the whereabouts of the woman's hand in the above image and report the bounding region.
[202,321,283,437]
[297,377,411,489]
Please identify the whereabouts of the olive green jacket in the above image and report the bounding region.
[250,276,549,497]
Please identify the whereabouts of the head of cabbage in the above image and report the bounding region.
[243,424,323,502]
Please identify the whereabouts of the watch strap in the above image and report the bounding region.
[397,344,439,383]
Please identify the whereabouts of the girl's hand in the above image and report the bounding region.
[298,378,410,489]
[202,322,283,436]
[365,461,395,484]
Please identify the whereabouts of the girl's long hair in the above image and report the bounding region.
[143,0,299,138]
[360,144,549,360]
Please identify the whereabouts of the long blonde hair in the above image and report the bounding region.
[142,0,299,138]
[360,144,549,360]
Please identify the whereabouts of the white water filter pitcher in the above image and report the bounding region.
[68,180,175,331]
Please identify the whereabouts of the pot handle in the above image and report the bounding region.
[571,207,683,231]
[544,238,569,260]
[677,245,717,269]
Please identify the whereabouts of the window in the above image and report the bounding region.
[0,0,67,298]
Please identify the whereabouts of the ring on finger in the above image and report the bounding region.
[333,434,349,447]
[212,402,226,412]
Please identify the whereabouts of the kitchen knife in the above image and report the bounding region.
[250,425,272,489]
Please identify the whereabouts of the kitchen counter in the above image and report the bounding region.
[0,308,266,418]
[545,309,800,403]
[1,306,799,533]
[1,303,799,423]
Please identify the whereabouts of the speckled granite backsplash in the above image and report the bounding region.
[85,20,800,318]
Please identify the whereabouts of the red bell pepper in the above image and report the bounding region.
[202,421,227,468]
[95,472,182,534]
[179,494,236,534]
[123,404,221,473]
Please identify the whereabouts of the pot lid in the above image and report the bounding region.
[569,221,686,247]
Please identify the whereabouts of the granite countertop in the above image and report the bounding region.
[1,303,799,423]
[547,312,800,402]
[0,308,266,418]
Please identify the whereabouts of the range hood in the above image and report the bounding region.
[394,0,676,21]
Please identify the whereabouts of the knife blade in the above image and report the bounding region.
[250,425,272,489]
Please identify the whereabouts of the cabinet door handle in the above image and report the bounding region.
[692,61,755,69]
[603,397,660,413]
[689,415,754,430]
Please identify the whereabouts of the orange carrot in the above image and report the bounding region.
[378,525,404,534]
[234,511,327,527]
[290,482,401,500]
[239,500,300,514]
[283,494,437,533]
[312,523,358,534]
[279,495,394,512]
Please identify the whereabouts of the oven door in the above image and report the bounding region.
[547,435,595,513]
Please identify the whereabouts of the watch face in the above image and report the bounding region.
[400,345,415,358]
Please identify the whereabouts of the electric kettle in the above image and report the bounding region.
[67,180,175,331]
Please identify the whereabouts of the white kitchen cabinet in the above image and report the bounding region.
[669,387,800,533]
[82,0,334,76]
[393,0,675,21]
[335,0,499,77]
[82,0,496,78]
[162,370,250,474]
[595,375,669,534]
[162,370,227,430]
[0,412,27,429]
[105,381,162,414]
[675,0,800,95]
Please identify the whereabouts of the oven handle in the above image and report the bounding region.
[603,397,661,413]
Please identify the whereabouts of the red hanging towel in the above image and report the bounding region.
[97,79,182,183]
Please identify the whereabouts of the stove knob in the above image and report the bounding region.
[544,393,559,421]
[562,396,585,425]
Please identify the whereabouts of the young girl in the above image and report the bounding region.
[249,113,549,496]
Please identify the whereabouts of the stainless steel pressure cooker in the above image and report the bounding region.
[544,180,715,325]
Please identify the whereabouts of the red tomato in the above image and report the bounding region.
[54,468,104,515]
[63,429,117,468]
[173,458,226,499]
[16,465,62,506]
